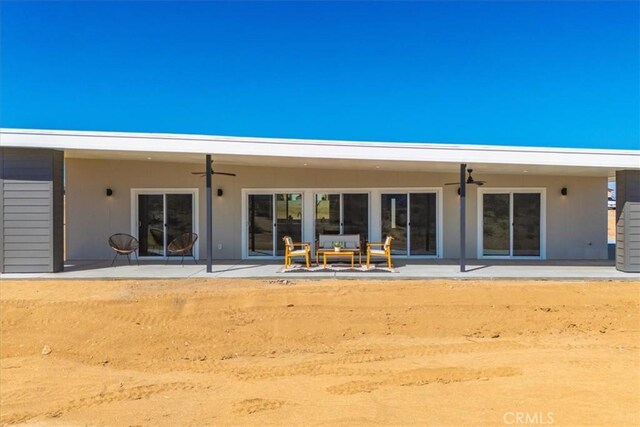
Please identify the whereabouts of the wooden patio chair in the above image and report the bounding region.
[108,233,139,266]
[166,232,199,265]
[283,235,311,268]
[366,235,394,269]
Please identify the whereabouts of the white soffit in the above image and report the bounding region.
[1,128,638,173]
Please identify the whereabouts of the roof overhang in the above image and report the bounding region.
[1,128,638,177]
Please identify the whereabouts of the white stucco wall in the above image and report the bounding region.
[65,158,608,261]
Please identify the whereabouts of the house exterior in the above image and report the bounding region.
[1,128,639,273]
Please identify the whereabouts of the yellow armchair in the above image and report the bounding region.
[366,235,394,269]
[282,236,311,268]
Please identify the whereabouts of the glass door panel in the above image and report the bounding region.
[248,194,273,256]
[315,193,341,240]
[166,194,194,256]
[513,193,541,256]
[483,193,510,256]
[381,193,408,255]
[138,194,164,256]
[276,193,303,256]
[343,193,369,243]
[410,193,437,256]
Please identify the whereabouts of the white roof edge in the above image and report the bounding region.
[2,127,637,155]
[1,127,638,169]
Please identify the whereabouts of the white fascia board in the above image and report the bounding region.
[1,128,638,169]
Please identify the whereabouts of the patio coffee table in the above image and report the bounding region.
[323,250,356,268]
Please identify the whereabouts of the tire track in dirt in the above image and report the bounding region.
[62,382,202,410]
[231,398,288,415]
[326,366,522,395]
[1,382,206,425]
[1,383,93,403]
[221,304,483,322]
[0,411,36,426]
[231,341,524,380]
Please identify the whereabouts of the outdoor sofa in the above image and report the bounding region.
[315,234,363,264]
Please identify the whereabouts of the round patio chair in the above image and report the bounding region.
[108,233,139,266]
[166,232,198,265]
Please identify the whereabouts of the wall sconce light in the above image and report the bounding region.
[561,187,568,196]
[106,188,113,197]
[217,188,223,197]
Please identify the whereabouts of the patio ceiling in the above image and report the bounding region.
[62,149,617,177]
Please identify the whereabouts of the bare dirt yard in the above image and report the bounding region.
[1,279,638,426]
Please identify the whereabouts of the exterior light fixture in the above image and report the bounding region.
[561,187,568,196]
[106,188,113,197]
[217,188,223,197]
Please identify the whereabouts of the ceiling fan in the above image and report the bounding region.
[445,168,486,187]
[191,161,236,177]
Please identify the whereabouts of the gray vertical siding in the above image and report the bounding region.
[616,202,640,272]
[0,148,64,273]
[615,170,640,273]
[615,170,640,222]
[0,158,3,271]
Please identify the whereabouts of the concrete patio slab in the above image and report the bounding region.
[1,259,638,280]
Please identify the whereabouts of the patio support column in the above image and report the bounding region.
[460,163,467,273]
[205,154,213,273]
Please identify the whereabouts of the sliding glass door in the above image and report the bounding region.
[314,193,369,243]
[381,192,437,256]
[244,189,442,259]
[513,193,541,257]
[166,194,194,256]
[314,193,340,237]
[482,193,510,256]
[248,194,273,256]
[247,192,303,257]
[136,191,196,258]
[381,194,408,255]
[409,193,437,256]
[276,193,303,256]
[138,194,165,256]
[343,194,369,241]
[481,190,543,258]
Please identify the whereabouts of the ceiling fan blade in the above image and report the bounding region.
[444,182,460,186]
[190,171,236,177]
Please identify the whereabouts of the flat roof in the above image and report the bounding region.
[1,128,638,176]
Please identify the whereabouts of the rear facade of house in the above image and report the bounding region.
[1,129,639,273]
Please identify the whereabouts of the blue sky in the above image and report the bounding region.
[1,1,638,149]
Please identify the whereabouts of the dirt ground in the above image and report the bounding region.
[1,279,638,426]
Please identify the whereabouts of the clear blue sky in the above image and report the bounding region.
[1,1,638,149]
